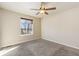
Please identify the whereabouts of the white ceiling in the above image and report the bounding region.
[0,2,79,18]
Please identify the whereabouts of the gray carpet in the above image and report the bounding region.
[2,39,79,56]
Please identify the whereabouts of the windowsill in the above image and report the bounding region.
[19,33,33,36]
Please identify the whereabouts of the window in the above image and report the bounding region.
[20,17,33,35]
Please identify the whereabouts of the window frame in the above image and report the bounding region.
[20,17,33,36]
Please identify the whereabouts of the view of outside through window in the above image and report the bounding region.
[20,19,33,35]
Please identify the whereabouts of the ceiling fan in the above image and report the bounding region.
[31,2,56,15]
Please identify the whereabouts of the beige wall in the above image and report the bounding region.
[0,9,2,47]
[42,7,79,49]
[0,8,41,48]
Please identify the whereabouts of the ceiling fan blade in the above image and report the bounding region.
[45,12,48,15]
[31,9,40,10]
[36,12,40,15]
[45,7,56,10]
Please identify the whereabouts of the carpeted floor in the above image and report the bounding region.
[1,39,79,56]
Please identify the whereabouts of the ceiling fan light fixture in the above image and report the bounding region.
[40,10,45,14]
